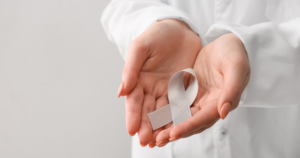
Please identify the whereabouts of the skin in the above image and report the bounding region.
[155,33,251,147]
[118,19,202,147]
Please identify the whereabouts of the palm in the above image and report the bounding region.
[120,19,201,147]
[155,33,250,146]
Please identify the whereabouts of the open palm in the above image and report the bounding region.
[155,33,251,147]
[118,19,201,147]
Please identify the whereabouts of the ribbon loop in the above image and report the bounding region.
[148,68,198,130]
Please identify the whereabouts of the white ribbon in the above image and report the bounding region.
[147,68,199,130]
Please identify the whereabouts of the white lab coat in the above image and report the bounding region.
[101,0,300,157]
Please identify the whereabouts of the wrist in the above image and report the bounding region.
[157,19,198,36]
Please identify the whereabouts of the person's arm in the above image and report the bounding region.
[101,0,203,147]
[101,0,199,60]
[204,17,300,108]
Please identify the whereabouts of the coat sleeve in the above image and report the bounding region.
[204,17,300,108]
[101,0,199,60]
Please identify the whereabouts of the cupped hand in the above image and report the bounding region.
[155,33,251,147]
[118,19,201,147]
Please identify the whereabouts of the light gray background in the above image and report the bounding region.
[0,0,131,157]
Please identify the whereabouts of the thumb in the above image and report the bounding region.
[118,41,149,97]
[217,59,249,119]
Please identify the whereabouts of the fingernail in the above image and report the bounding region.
[118,82,124,98]
[220,102,231,120]
[148,143,155,148]
[169,136,179,142]
[159,143,167,147]
[140,141,147,147]
[158,142,168,147]
[157,140,169,147]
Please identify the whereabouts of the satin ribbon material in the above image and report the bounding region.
[148,68,198,130]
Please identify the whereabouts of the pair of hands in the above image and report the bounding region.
[118,19,250,148]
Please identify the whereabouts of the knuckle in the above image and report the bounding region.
[141,118,148,124]
[144,105,152,113]
[232,56,246,67]
[127,107,138,114]
[185,119,198,130]
[122,66,137,79]
[130,94,142,104]
[122,66,129,75]
[229,86,241,98]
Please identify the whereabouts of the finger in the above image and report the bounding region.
[169,101,219,139]
[180,107,215,138]
[125,83,144,136]
[148,96,169,146]
[119,40,149,97]
[155,121,173,144]
[181,126,207,138]
[149,129,161,148]
[138,94,155,146]
[218,56,250,119]
[156,127,172,147]
[149,120,173,147]
[156,103,200,143]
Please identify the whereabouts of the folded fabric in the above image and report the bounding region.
[148,68,199,130]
